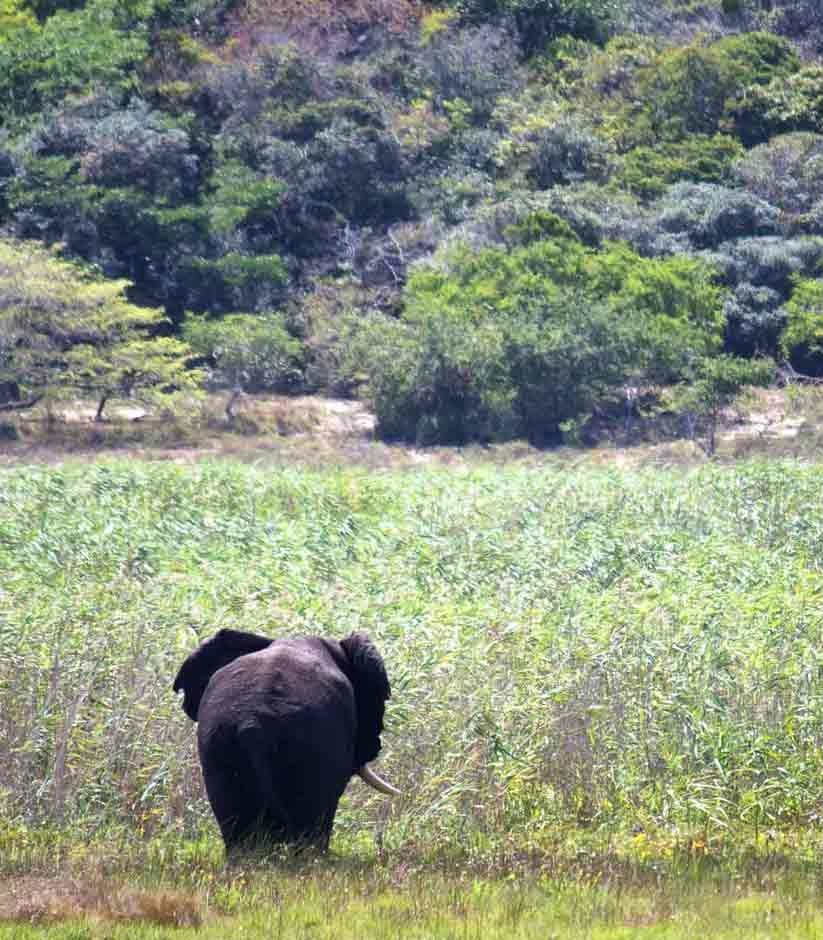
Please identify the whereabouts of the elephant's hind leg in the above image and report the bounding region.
[202,760,265,856]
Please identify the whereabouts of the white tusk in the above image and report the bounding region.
[358,764,401,797]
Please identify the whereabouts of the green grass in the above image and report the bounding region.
[3,457,823,935]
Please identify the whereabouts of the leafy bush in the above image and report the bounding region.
[781,276,823,374]
[655,182,780,250]
[450,0,623,52]
[723,282,785,357]
[734,133,823,220]
[526,116,613,188]
[723,237,823,295]
[306,118,410,225]
[183,253,289,314]
[424,24,520,122]
[72,101,200,200]
[726,65,823,145]
[616,135,743,200]
[636,32,799,143]
[205,159,285,235]
[0,0,36,36]
[503,209,581,246]
[363,236,725,444]
[0,0,151,125]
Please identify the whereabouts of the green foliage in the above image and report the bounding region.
[0,0,819,411]
[184,253,289,314]
[0,238,199,416]
[726,65,823,145]
[781,276,823,373]
[451,0,623,51]
[723,283,785,358]
[420,7,457,45]
[0,0,37,36]
[734,133,823,220]
[526,116,613,189]
[206,160,285,235]
[267,98,383,144]
[0,0,152,125]
[655,182,781,250]
[636,32,799,143]
[616,134,743,200]
[364,237,725,443]
[184,312,304,392]
[504,209,581,246]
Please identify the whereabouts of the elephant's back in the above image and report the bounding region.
[197,636,356,744]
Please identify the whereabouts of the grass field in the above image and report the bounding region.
[3,457,823,936]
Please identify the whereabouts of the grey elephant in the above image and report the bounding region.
[173,628,399,855]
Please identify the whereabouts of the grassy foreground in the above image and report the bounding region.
[2,457,823,936]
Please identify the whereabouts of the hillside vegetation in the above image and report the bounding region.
[2,0,823,445]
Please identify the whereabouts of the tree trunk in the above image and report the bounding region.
[225,384,243,423]
[95,394,108,422]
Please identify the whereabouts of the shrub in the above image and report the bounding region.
[733,133,823,219]
[205,159,285,235]
[723,283,785,357]
[183,253,289,314]
[616,135,743,200]
[424,24,520,122]
[450,0,622,52]
[637,32,799,143]
[0,0,36,35]
[503,209,581,246]
[306,118,410,225]
[654,182,781,250]
[0,0,150,125]
[541,183,653,249]
[75,102,200,201]
[526,116,613,188]
[781,276,823,374]
[726,65,823,145]
[363,236,726,444]
[724,237,823,295]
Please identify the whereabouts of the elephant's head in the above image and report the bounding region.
[172,628,273,721]
[339,631,392,773]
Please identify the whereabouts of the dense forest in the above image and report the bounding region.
[1,0,823,445]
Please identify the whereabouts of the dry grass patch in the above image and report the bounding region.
[0,877,204,928]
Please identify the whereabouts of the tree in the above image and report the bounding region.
[0,238,200,420]
[669,355,774,455]
[183,313,304,420]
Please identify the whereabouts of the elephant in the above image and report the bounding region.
[173,628,399,855]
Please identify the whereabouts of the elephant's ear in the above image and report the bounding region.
[173,628,272,721]
[340,631,391,767]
